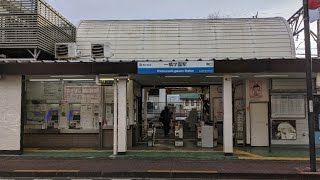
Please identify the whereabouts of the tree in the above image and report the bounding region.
[207,11,230,19]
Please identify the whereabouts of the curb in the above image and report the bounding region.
[0,171,320,179]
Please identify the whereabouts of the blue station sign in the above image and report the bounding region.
[137,61,214,75]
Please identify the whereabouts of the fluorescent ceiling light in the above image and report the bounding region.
[29,79,60,82]
[63,79,95,81]
[50,75,84,78]
[254,75,289,78]
[165,76,191,78]
[206,76,240,78]
[163,82,189,84]
[200,82,214,84]
[99,78,114,81]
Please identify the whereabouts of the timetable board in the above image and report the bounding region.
[271,94,305,118]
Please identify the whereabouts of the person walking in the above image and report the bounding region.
[160,106,172,137]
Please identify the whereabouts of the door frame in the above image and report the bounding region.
[249,102,270,146]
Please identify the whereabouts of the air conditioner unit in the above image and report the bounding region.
[91,43,112,59]
[55,43,77,59]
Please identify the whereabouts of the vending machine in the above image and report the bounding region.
[68,104,81,129]
[46,109,59,129]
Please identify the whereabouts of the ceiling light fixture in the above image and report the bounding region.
[165,76,191,78]
[163,81,189,84]
[206,75,240,78]
[29,79,60,82]
[254,74,289,77]
[99,78,114,81]
[62,79,95,81]
[50,75,85,78]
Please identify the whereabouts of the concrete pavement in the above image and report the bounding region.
[0,157,320,179]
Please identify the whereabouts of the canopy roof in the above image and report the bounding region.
[77,18,295,61]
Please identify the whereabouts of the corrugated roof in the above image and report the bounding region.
[77,18,296,61]
[0,57,307,64]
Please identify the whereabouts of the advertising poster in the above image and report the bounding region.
[249,80,263,98]
[272,120,297,140]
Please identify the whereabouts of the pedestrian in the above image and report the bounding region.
[203,100,210,122]
[160,106,172,137]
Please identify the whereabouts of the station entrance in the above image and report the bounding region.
[143,86,215,149]
[22,73,238,154]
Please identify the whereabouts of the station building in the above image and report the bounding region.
[0,0,319,155]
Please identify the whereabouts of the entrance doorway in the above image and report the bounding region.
[144,86,212,149]
[250,102,269,146]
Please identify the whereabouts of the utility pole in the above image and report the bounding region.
[318,20,320,57]
[303,0,317,172]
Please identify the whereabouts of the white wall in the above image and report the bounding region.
[0,75,22,151]
[272,79,306,90]
[245,79,269,144]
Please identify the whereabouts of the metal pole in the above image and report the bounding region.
[317,20,320,57]
[303,0,317,172]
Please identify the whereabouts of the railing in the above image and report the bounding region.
[0,0,76,58]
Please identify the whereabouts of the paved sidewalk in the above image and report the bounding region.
[0,156,320,179]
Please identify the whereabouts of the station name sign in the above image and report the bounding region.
[137,61,214,74]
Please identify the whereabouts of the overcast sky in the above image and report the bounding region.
[46,0,302,25]
[46,0,317,56]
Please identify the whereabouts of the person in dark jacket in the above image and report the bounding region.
[203,100,210,123]
[160,106,172,137]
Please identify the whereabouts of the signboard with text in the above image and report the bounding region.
[137,61,214,74]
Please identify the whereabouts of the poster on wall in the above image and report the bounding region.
[64,86,100,103]
[272,120,297,140]
[271,95,305,118]
[213,98,223,122]
[249,80,263,98]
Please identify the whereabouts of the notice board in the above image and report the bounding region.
[271,94,305,118]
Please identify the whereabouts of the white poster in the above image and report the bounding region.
[80,104,94,129]
[271,95,305,118]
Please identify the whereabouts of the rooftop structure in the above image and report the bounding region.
[77,18,295,61]
[0,0,76,59]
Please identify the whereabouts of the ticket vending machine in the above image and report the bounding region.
[46,109,59,129]
[45,104,60,129]
[68,104,81,129]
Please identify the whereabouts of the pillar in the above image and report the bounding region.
[127,80,134,125]
[223,75,233,155]
[113,77,128,155]
[117,78,127,154]
[0,75,22,154]
[143,88,149,133]
[113,79,118,155]
[159,88,166,111]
